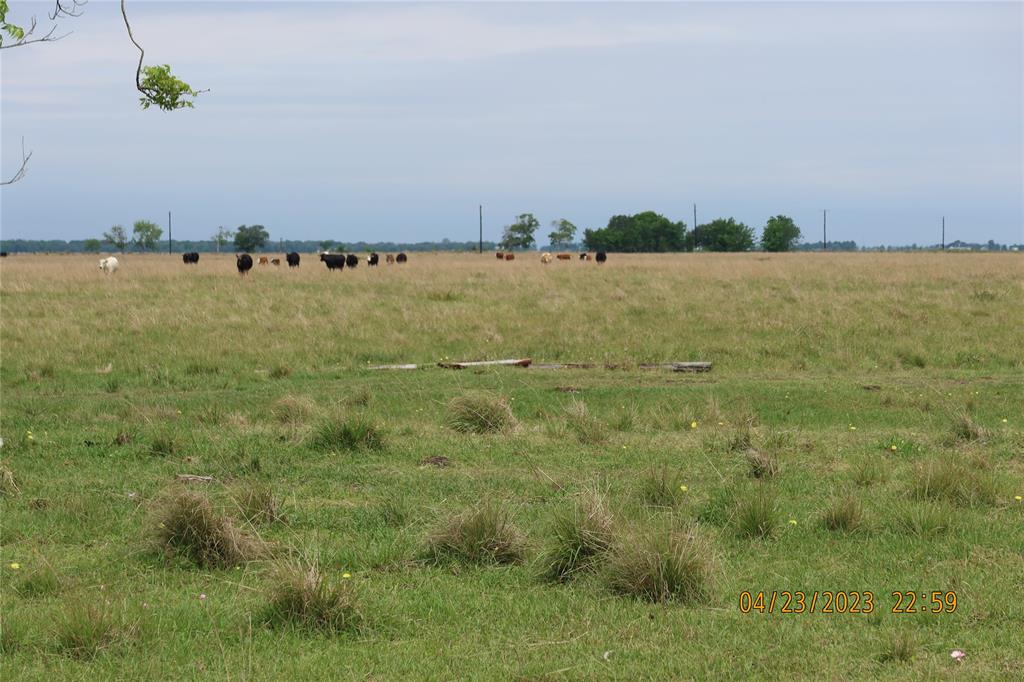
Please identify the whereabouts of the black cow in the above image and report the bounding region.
[0,252,8,257]
[236,253,254,275]
[182,252,200,264]
[286,252,300,268]
[367,252,379,266]
[320,253,346,271]
[396,253,408,263]
[595,251,607,263]
[345,254,359,268]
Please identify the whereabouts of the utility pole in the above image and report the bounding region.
[822,209,827,251]
[479,205,483,254]
[168,211,172,254]
[941,216,945,250]
[693,203,698,251]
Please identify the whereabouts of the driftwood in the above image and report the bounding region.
[176,474,215,483]
[438,358,532,369]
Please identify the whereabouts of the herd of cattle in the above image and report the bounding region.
[95,250,606,275]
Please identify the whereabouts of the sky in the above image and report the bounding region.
[1,1,1021,246]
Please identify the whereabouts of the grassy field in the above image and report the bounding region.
[1,252,1022,679]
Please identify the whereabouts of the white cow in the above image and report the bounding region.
[99,257,119,274]
[540,252,553,264]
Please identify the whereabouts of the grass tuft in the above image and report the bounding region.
[309,415,386,452]
[149,433,179,458]
[0,464,20,496]
[745,449,780,479]
[604,524,717,604]
[878,631,916,663]
[54,600,136,659]
[949,411,984,443]
[894,502,954,536]
[445,392,518,434]
[638,465,687,508]
[820,493,865,533]
[151,489,262,568]
[233,482,284,525]
[851,456,888,486]
[15,562,62,598]
[268,364,292,379]
[426,503,525,565]
[262,559,363,634]
[537,487,615,582]
[734,491,778,539]
[272,395,317,425]
[563,399,608,445]
[910,459,998,507]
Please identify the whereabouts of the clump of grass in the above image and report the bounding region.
[745,449,780,479]
[894,502,954,536]
[895,348,927,369]
[949,411,984,443]
[638,465,686,508]
[103,376,120,393]
[345,387,372,408]
[563,400,608,445]
[378,493,410,528]
[445,392,518,434]
[604,524,716,604]
[54,601,136,659]
[0,464,20,496]
[910,459,998,507]
[149,432,179,457]
[537,487,615,582]
[262,560,362,634]
[233,483,283,525]
[610,403,639,432]
[851,457,888,486]
[726,427,753,453]
[268,364,292,379]
[309,415,385,452]
[425,503,525,565]
[878,631,916,663]
[734,491,778,539]
[151,489,262,568]
[820,493,865,533]
[15,562,61,598]
[272,395,317,425]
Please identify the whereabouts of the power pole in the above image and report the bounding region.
[941,216,945,250]
[479,205,483,254]
[693,203,698,251]
[822,209,827,251]
[168,211,172,254]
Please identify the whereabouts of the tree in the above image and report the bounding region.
[103,225,129,252]
[234,225,269,252]
[318,240,336,252]
[695,218,755,252]
[499,213,540,251]
[132,219,163,251]
[211,226,234,253]
[83,238,102,253]
[583,211,688,252]
[548,219,577,248]
[760,215,801,252]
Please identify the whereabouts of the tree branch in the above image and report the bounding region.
[49,0,86,21]
[1,138,33,186]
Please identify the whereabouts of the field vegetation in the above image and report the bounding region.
[1,252,1021,678]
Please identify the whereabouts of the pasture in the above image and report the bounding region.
[1,252,1022,679]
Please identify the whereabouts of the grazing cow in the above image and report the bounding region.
[271,258,281,266]
[0,251,8,257]
[286,252,300,267]
[579,253,590,261]
[182,252,200,264]
[319,253,346,271]
[504,253,515,261]
[540,252,553,264]
[557,253,572,261]
[496,252,505,260]
[367,253,379,266]
[595,251,607,263]
[258,256,270,266]
[99,256,119,274]
[396,253,408,263]
[345,254,359,268]
[386,254,395,264]
[236,254,253,275]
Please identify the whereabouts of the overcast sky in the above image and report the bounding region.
[1,1,1021,245]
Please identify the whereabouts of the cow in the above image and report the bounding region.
[258,256,270,266]
[504,253,515,261]
[367,253,379,266]
[320,253,346,271]
[99,256,119,274]
[541,252,553,264]
[595,251,607,263]
[236,254,253,275]
[345,254,359,268]
[271,258,281,266]
[0,252,8,257]
[182,252,200,264]
[557,253,572,261]
[396,253,408,263]
[286,252,300,267]
[496,252,505,260]
[386,254,395,264]
[579,253,590,261]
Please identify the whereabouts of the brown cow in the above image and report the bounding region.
[258,256,270,265]
[495,252,505,260]
[386,254,395,264]
[504,253,515,261]
[556,253,572,260]
[271,258,281,266]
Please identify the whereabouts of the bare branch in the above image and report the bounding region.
[0,9,72,49]
[1,138,33,186]
[49,0,87,21]
[120,0,146,95]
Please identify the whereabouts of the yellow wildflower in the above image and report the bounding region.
[690,421,698,429]
[342,572,352,579]
[679,485,688,493]
[9,563,20,570]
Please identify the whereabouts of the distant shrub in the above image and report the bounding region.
[445,392,518,434]
[309,415,385,452]
[537,487,615,582]
[426,503,525,565]
[262,560,362,634]
[604,524,717,604]
[152,489,262,568]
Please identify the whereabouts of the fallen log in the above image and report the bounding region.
[438,358,532,369]
[638,362,712,372]
[176,474,215,483]
[369,363,419,370]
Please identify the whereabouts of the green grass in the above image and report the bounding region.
[1,252,1022,678]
